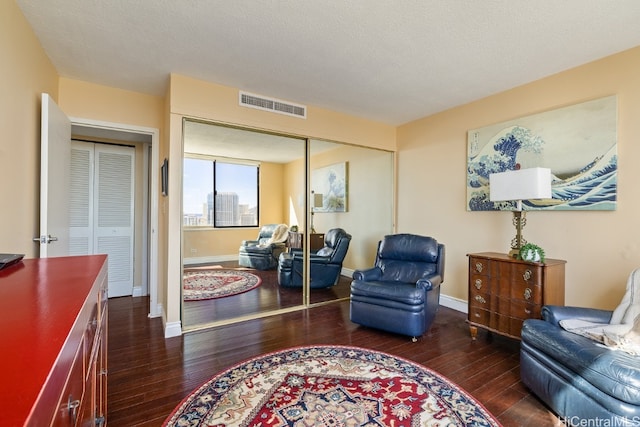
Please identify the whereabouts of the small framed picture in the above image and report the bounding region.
[161,158,168,196]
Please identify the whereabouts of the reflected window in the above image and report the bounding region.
[183,157,259,227]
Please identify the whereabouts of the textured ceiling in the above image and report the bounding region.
[16,0,640,125]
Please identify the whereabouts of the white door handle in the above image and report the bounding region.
[33,235,58,244]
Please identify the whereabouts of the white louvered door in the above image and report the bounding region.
[70,141,135,297]
[70,141,94,255]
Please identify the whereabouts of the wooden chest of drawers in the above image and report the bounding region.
[467,252,565,340]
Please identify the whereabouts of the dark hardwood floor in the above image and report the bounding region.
[182,261,351,327]
[108,296,565,427]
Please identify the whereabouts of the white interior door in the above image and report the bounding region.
[95,144,135,297]
[69,141,135,297]
[38,93,71,257]
[69,141,94,255]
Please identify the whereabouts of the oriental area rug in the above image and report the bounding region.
[163,345,501,427]
[183,269,262,301]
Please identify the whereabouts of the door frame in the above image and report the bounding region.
[70,116,161,319]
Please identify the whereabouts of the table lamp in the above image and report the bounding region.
[489,167,551,258]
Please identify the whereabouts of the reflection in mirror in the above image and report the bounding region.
[181,119,394,331]
[308,139,394,304]
[182,119,306,330]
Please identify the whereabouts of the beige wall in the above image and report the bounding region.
[1,1,58,256]
[169,74,396,151]
[397,46,640,310]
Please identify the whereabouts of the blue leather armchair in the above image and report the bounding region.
[277,228,352,288]
[238,224,289,270]
[521,305,640,426]
[350,234,445,341]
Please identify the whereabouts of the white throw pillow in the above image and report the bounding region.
[610,268,640,325]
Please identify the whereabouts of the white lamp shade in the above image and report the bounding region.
[489,167,552,201]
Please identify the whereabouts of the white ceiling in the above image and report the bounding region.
[16,1,640,126]
[183,120,338,163]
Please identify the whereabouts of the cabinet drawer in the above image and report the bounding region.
[469,307,491,325]
[511,282,542,304]
[470,274,489,293]
[512,264,543,286]
[53,343,85,427]
[469,288,490,309]
[510,299,542,320]
[469,257,490,276]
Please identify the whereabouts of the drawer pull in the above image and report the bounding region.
[474,279,482,289]
[524,287,532,300]
[65,395,80,424]
[475,262,483,273]
[474,295,486,304]
[523,269,532,281]
[525,308,532,315]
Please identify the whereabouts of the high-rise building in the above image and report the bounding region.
[215,192,239,226]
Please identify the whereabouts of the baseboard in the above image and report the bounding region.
[341,267,355,278]
[148,302,163,319]
[164,320,182,338]
[132,285,143,297]
[184,255,237,265]
[440,294,468,313]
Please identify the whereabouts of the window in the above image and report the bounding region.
[183,157,259,227]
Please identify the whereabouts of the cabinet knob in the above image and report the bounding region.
[65,395,80,425]
[523,269,532,281]
[475,262,483,273]
[474,279,482,289]
[524,287,532,300]
[474,295,486,304]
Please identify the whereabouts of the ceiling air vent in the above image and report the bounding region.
[239,91,307,119]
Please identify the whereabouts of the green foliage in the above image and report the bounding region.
[518,243,546,263]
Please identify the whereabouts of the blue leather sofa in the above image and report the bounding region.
[238,224,288,270]
[277,228,352,288]
[521,305,640,426]
[349,234,445,341]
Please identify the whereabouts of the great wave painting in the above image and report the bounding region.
[467,95,617,211]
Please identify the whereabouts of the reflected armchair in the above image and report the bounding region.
[350,234,445,341]
[238,224,289,270]
[277,228,352,288]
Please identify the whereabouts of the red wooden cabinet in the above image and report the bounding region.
[0,255,108,426]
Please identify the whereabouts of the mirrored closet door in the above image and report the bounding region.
[181,119,394,330]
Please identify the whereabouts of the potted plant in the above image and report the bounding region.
[519,243,546,263]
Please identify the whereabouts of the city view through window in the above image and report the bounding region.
[183,158,258,227]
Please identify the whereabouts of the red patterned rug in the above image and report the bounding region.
[183,269,262,301]
[163,345,501,426]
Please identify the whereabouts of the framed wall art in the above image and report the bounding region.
[312,162,348,212]
[161,158,169,196]
[466,95,617,211]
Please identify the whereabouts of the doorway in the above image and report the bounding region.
[70,140,135,297]
[70,119,161,317]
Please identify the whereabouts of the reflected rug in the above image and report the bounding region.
[163,345,501,426]
[183,269,262,301]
